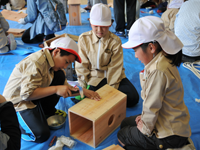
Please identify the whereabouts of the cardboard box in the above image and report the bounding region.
[68,84,127,148]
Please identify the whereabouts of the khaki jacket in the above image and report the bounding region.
[140,52,191,138]
[75,31,126,89]
[3,49,70,112]
[161,8,179,33]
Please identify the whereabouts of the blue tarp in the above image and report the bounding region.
[0,6,200,150]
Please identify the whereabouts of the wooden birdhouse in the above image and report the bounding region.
[68,84,127,148]
[68,0,82,25]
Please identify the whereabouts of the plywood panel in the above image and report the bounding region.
[103,144,125,150]
[7,28,26,37]
[1,9,27,22]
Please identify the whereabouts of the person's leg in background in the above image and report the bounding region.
[114,0,125,37]
[118,78,139,107]
[126,0,136,37]
[22,27,44,44]
[100,0,107,4]
[88,78,107,91]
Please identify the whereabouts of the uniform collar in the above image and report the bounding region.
[43,48,55,69]
[144,52,163,74]
[91,30,110,44]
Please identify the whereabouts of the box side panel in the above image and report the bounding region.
[68,111,93,146]
[93,97,127,147]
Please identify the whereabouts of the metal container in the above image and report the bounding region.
[47,115,66,130]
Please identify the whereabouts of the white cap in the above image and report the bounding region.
[122,16,183,55]
[90,3,111,26]
[168,0,184,9]
[50,36,81,63]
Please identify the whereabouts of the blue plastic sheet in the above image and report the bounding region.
[0,6,200,150]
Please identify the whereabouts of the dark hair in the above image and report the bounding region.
[140,41,182,67]
[50,48,77,60]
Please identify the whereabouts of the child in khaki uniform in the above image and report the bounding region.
[75,3,139,107]
[117,16,195,150]
[3,37,82,143]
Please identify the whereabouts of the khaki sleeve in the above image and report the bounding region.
[106,40,123,89]
[19,62,43,100]
[75,36,90,88]
[141,70,167,136]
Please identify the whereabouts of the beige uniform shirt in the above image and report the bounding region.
[75,31,126,89]
[161,8,179,33]
[140,52,191,138]
[3,49,70,112]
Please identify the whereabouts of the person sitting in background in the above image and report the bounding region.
[174,0,200,62]
[84,0,107,10]
[0,94,21,150]
[18,0,67,48]
[161,0,185,33]
[76,3,139,107]
[0,12,16,54]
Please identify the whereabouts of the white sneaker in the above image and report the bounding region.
[166,138,196,150]
[7,34,17,50]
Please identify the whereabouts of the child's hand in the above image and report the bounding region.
[18,18,26,25]
[83,89,101,101]
[137,120,143,133]
[56,85,78,98]
[135,115,141,125]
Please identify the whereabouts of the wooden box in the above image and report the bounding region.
[68,84,127,148]
[68,0,81,25]
[43,33,79,47]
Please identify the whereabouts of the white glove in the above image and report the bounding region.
[18,9,27,14]
[18,18,26,25]
[6,3,11,10]
[48,140,64,150]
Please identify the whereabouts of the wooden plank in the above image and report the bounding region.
[7,28,25,34]
[67,34,79,42]
[7,28,26,37]
[69,85,127,121]
[1,9,27,22]
[103,145,116,150]
[103,144,125,150]
[68,5,82,26]
[68,0,81,4]
[44,33,79,47]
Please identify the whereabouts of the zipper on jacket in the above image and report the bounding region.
[97,40,101,69]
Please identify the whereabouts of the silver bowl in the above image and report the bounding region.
[47,115,66,130]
